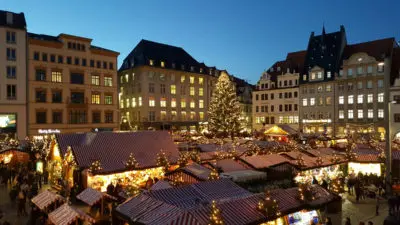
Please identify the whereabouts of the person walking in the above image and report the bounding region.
[376,194,381,216]
[345,217,351,225]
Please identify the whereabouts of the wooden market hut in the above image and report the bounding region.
[264,125,289,141]
[0,147,30,166]
[77,187,117,216]
[31,190,65,213]
[48,203,95,225]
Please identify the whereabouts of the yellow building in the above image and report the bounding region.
[27,33,119,137]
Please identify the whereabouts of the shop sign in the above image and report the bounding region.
[38,129,61,134]
[302,119,332,124]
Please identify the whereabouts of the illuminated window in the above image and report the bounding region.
[339,96,344,104]
[126,98,130,108]
[160,111,167,120]
[91,75,99,85]
[181,99,186,108]
[326,97,332,105]
[190,87,195,96]
[104,77,113,86]
[51,71,62,83]
[160,98,166,107]
[348,110,354,119]
[161,61,165,67]
[171,98,176,108]
[91,94,100,104]
[149,59,154,66]
[317,71,322,79]
[367,94,373,103]
[190,112,196,120]
[190,76,195,84]
[357,95,363,104]
[339,110,344,119]
[327,71,331,78]
[377,63,384,72]
[171,111,177,120]
[378,93,384,102]
[170,85,176,95]
[378,109,384,118]
[367,65,373,74]
[357,66,363,75]
[318,97,323,106]
[303,75,307,81]
[348,95,354,104]
[378,80,384,88]
[149,97,155,107]
[125,74,129,83]
[199,88,204,96]
[138,97,142,106]
[171,74,175,81]
[310,98,315,106]
[339,70,343,76]
[105,95,112,104]
[190,100,195,109]
[199,99,204,108]
[199,112,204,120]
[181,75,185,83]
[160,74,165,81]
[311,73,316,80]
[199,77,204,85]
[347,68,353,76]
[132,97,136,107]
[326,84,332,92]
[120,100,124,108]
[358,109,364,119]
[302,98,307,106]
[181,111,186,120]
[368,109,373,118]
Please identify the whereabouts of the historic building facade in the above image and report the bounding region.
[252,51,305,131]
[27,33,119,136]
[118,40,252,132]
[0,11,27,140]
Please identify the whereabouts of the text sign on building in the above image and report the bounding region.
[38,129,61,134]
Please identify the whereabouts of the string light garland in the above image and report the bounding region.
[297,183,315,202]
[177,152,190,167]
[257,191,281,219]
[170,173,184,186]
[330,154,341,164]
[296,154,306,168]
[156,149,170,172]
[89,160,102,174]
[125,153,139,170]
[329,177,344,194]
[190,151,202,164]
[345,142,358,161]
[208,168,220,180]
[316,156,323,167]
[209,200,224,225]
[125,184,141,197]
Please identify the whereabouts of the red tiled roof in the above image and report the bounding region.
[48,203,95,225]
[344,38,395,61]
[306,148,338,157]
[240,154,290,169]
[56,131,179,174]
[197,143,247,153]
[354,154,380,163]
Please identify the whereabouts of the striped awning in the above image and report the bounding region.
[31,190,64,210]
[76,187,116,206]
[48,203,95,225]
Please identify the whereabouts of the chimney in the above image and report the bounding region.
[6,12,13,25]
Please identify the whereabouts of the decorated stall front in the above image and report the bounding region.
[264,125,289,142]
[0,147,29,166]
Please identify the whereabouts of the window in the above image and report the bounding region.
[58,55,63,64]
[357,95,363,104]
[104,77,113,86]
[294,104,298,111]
[105,112,113,123]
[91,75,99,85]
[130,97,136,108]
[199,100,204,109]
[279,93,282,99]
[51,71,62,83]
[82,59,87,66]
[91,94,100,104]
[367,94,373,103]
[310,98,315,106]
[348,95,354,104]
[302,98,308,106]
[103,61,107,69]
[138,97,142,106]
[181,111,186,120]
[326,84,332,92]
[170,85,176,94]
[339,96,344,104]
[149,83,155,93]
[125,74,129,83]
[160,84,166,94]
[70,92,85,104]
[318,97,323,106]
[317,71,322,79]
[50,54,56,63]
[35,69,46,81]
[326,97,332,105]
[52,91,62,103]
[161,111,167,120]
[347,68,353,76]
[34,52,40,60]
[105,95,112,105]
[6,31,16,43]
[6,48,16,60]
[294,91,298,97]
[70,73,84,84]
[358,109,364,119]
[149,97,155,107]
[96,61,101,68]
[256,106,259,113]
[303,75,307,81]
[357,66,363,75]
[199,112,204,120]
[109,62,114,70]
[171,98,176,108]
[367,80,373,89]
[367,65,373,74]
[348,110,354,119]
[150,96,161,108]
[159,73,165,81]
[92,112,101,123]
[199,88,204,96]
[378,109,384,118]
[42,53,48,62]
[181,75,185,83]
[36,90,46,102]
[190,100,195,109]
[271,93,274,100]
[120,100,124,109]
[199,77,204,85]
[6,66,16,79]
[327,71,331,78]
[378,93,384,102]
[190,76,195,84]
[52,112,62,124]
[148,111,155,121]
[348,82,353,91]
[67,57,72,64]
[180,86,186,95]
[357,81,363,89]
[338,84,344,91]
[161,61,165,67]
[149,60,154,66]
[339,110,344,119]
[181,99,186,108]
[170,73,175,82]
[368,109,373,118]
[6,85,16,99]
[36,112,47,124]
[378,80,384,88]
[317,86,323,92]
[377,63,384,72]
[311,73,316,80]
[190,87,195,96]
[90,60,94,67]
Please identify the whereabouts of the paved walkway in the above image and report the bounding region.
[0,184,30,225]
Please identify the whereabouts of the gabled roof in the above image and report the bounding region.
[55,131,179,173]
[0,10,26,30]
[391,47,400,85]
[343,37,396,61]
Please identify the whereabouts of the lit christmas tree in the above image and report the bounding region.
[345,142,358,161]
[89,160,102,174]
[257,191,281,219]
[156,149,170,172]
[330,154,341,164]
[209,200,224,225]
[177,152,189,167]
[329,177,345,194]
[125,153,139,170]
[190,151,202,164]
[316,156,323,167]
[208,168,220,180]
[297,183,315,202]
[208,71,243,138]
[125,184,140,197]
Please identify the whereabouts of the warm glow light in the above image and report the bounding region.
[348,162,381,176]
[3,153,13,164]
[53,145,60,158]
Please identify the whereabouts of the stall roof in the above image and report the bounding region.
[306,148,338,157]
[221,170,267,182]
[264,125,289,136]
[48,203,95,225]
[31,190,64,210]
[213,159,251,173]
[151,180,173,191]
[180,163,212,181]
[197,143,247,153]
[76,187,116,206]
[353,154,381,163]
[240,154,290,169]
[56,131,179,174]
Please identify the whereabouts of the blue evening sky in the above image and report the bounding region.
[3,0,400,84]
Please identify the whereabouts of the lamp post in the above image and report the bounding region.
[385,101,395,196]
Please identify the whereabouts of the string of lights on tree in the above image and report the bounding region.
[125,153,139,170]
[257,190,281,219]
[208,168,220,180]
[177,152,190,167]
[89,160,102,174]
[296,154,306,168]
[330,154,341,164]
[329,177,344,194]
[156,149,170,173]
[297,183,315,202]
[170,173,184,186]
[209,200,224,225]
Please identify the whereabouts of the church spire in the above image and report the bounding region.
[322,23,326,36]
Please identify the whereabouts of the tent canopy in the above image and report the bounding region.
[76,187,116,206]
[264,125,289,136]
[48,203,95,225]
[31,190,64,211]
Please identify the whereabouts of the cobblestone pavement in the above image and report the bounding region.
[0,184,30,225]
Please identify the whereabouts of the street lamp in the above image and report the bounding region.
[385,101,396,196]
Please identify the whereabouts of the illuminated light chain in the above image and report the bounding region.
[89,160,102,174]
[316,156,323,167]
[190,151,201,164]
[297,183,315,202]
[156,149,170,173]
[125,153,139,170]
[257,190,281,219]
[296,154,306,168]
[177,152,190,167]
[208,168,220,180]
[329,177,344,194]
[330,154,341,164]
[125,184,141,197]
[170,173,184,187]
[209,200,224,225]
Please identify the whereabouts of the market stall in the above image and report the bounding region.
[348,162,382,176]
[0,148,29,165]
[294,164,343,184]
[48,203,95,225]
[264,125,289,142]
[77,187,117,217]
[31,190,65,212]
[286,210,320,225]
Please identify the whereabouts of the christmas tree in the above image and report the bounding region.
[156,149,170,172]
[257,191,281,219]
[125,153,139,170]
[209,200,224,225]
[208,71,242,138]
[208,168,220,180]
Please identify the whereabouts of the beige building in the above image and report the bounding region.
[253,51,305,131]
[27,33,119,136]
[0,11,27,140]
